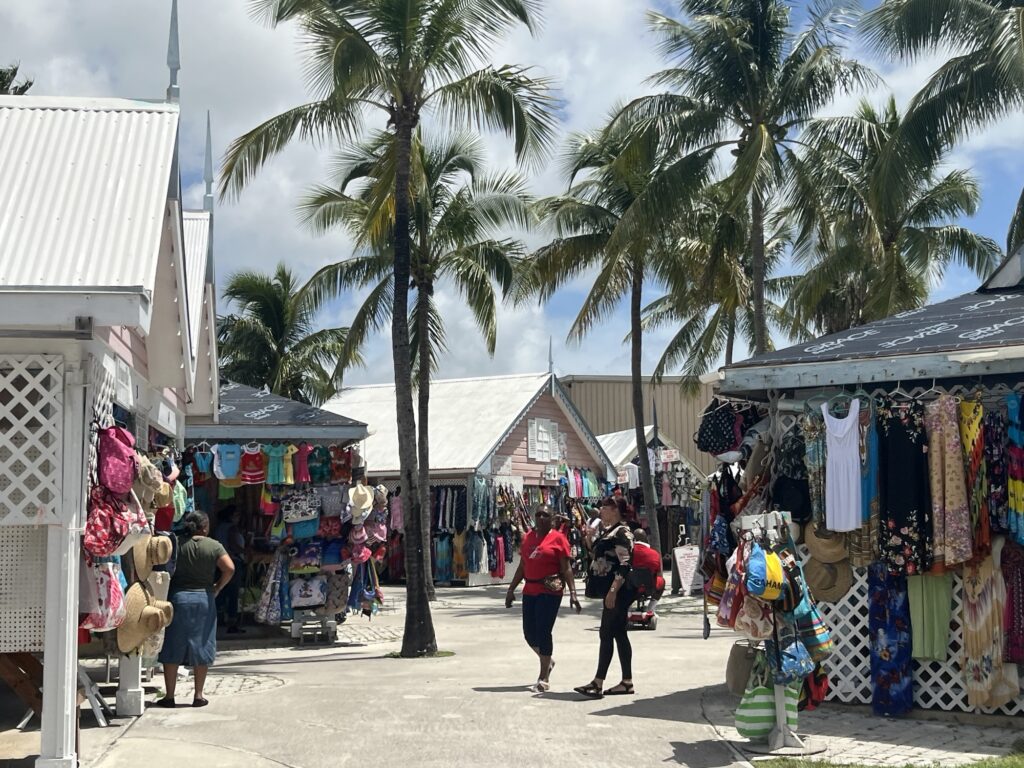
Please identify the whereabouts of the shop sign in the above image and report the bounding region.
[672,544,703,595]
[658,448,679,464]
[616,469,629,485]
[543,464,560,480]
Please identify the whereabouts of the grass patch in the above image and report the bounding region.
[758,757,1024,768]
[386,650,456,659]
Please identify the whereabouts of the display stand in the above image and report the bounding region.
[735,510,822,756]
[289,610,338,645]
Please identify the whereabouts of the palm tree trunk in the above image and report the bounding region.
[416,284,436,600]
[393,115,436,656]
[631,262,662,556]
[750,189,768,355]
[725,315,736,366]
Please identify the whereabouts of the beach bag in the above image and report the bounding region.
[321,539,345,572]
[799,663,830,712]
[317,515,342,540]
[696,399,741,454]
[79,561,127,632]
[290,575,327,608]
[705,571,727,606]
[97,426,139,495]
[84,487,131,557]
[260,487,280,516]
[793,588,834,663]
[726,642,759,696]
[734,595,774,640]
[766,611,815,685]
[282,492,318,523]
[290,516,320,540]
[256,556,284,625]
[709,514,733,555]
[289,540,323,575]
[735,653,798,741]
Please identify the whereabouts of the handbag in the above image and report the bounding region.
[259,487,280,516]
[734,595,774,640]
[695,399,741,454]
[97,426,139,495]
[705,571,727,606]
[734,652,799,741]
[716,544,746,629]
[256,555,284,625]
[289,540,323,574]
[799,663,830,711]
[317,515,342,540]
[793,583,835,663]
[726,642,759,696]
[289,516,321,540]
[290,575,328,608]
[79,561,127,632]
[766,610,815,685]
[282,492,318,523]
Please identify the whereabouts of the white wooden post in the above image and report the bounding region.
[37,363,86,768]
[115,654,144,716]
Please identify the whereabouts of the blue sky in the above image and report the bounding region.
[3,0,1022,383]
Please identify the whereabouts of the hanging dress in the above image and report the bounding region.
[959,400,991,562]
[984,411,1010,535]
[868,562,914,716]
[822,399,863,532]
[1007,393,1024,545]
[802,410,828,526]
[849,400,881,567]
[1001,539,1024,664]
[962,551,1020,709]
[924,395,972,570]
[877,398,933,576]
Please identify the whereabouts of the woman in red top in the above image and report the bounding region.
[505,506,581,692]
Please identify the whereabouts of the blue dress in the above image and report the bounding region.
[868,562,914,716]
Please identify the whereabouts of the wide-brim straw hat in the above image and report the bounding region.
[803,522,848,564]
[154,481,173,509]
[117,582,173,654]
[134,456,163,507]
[803,557,854,603]
[132,533,173,582]
[349,483,374,512]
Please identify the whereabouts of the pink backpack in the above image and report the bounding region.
[98,426,138,495]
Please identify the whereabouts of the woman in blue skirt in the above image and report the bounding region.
[157,511,235,708]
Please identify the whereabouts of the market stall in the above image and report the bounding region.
[184,381,371,637]
[0,90,218,766]
[326,372,616,586]
[701,256,1024,721]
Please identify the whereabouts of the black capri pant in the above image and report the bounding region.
[522,593,562,656]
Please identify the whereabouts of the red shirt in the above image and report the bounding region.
[521,529,570,596]
[632,542,661,575]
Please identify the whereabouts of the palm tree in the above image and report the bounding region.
[618,0,873,354]
[525,114,710,555]
[218,264,354,406]
[220,0,554,656]
[299,128,532,598]
[785,97,1002,334]
[642,189,800,389]
[863,0,1024,254]
[0,63,32,95]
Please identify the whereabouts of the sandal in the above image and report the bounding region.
[155,697,175,708]
[573,682,604,699]
[603,682,634,696]
[529,680,551,693]
[192,698,209,708]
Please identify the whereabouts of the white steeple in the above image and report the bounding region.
[203,111,214,213]
[166,0,180,103]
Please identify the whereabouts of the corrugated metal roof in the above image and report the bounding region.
[598,426,654,468]
[0,95,179,292]
[325,373,553,474]
[182,211,210,354]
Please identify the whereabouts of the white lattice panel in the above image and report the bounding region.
[0,526,47,652]
[764,385,1024,717]
[88,353,117,486]
[0,355,64,525]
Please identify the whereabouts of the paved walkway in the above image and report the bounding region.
[2,588,1021,767]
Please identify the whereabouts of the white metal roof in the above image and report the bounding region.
[326,373,552,474]
[597,425,690,469]
[182,210,211,355]
[0,95,179,294]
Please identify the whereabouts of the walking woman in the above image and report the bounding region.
[506,505,582,692]
[157,511,235,708]
[575,497,636,699]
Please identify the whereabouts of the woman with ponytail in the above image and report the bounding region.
[157,511,235,708]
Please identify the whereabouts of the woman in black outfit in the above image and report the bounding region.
[575,497,635,699]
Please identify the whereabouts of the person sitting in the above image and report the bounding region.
[631,529,665,616]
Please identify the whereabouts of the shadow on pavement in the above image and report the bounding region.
[472,685,533,693]
[667,739,744,768]
[214,652,390,670]
[593,684,733,725]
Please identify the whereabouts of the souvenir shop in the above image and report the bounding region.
[0,91,220,767]
[699,260,1024,748]
[598,426,708,560]
[184,381,377,633]
[326,372,617,587]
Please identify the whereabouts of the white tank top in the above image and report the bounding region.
[822,399,863,532]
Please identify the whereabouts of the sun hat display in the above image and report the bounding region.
[349,482,374,524]
[803,557,854,603]
[134,455,164,508]
[803,522,848,564]
[132,533,173,582]
[117,581,173,654]
[373,484,388,509]
[154,480,173,509]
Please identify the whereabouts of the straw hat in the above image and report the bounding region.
[154,481,173,509]
[803,557,854,603]
[349,483,374,524]
[132,534,173,582]
[134,456,163,507]
[803,522,848,564]
[117,582,173,654]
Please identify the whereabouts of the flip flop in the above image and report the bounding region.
[155,697,176,708]
[603,683,634,696]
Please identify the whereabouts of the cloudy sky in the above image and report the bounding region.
[2,1,1022,385]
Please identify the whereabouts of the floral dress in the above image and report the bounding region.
[801,410,827,526]
[877,398,933,576]
[924,395,972,570]
[869,562,914,716]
